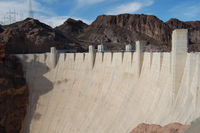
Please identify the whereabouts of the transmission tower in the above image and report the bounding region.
[28,0,34,18]
[0,9,24,25]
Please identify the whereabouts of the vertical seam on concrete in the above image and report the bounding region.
[111,52,113,63]
[122,52,124,63]
[56,53,59,66]
[131,52,134,65]
[197,53,200,89]
[64,53,66,61]
[65,53,68,62]
[160,53,163,72]
[93,53,96,68]
[150,52,153,69]
[44,53,47,62]
[139,53,144,78]
[83,53,85,62]
[102,52,104,63]
[186,53,190,90]
[195,53,200,112]
[74,53,76,62]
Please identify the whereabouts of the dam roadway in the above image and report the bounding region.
[16,29,200,133]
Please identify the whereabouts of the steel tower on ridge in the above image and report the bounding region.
[28,0,34,18]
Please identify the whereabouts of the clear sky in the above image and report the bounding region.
[0,0,200,27]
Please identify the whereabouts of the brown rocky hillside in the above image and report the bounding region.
[0,25,4,33]
[0,18,84,54]
[1,14,200,53]
[55,18,88,38]
[56,14,200,51]
[0,44,28,133]
[78,14,171,46]
[130,123,187,133]
[75,14,200,51]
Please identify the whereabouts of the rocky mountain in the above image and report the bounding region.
[1,14,200,54]
[73,14,200,51]
[0,44,28,133]
[55,18,88,38]
[130,123,187,133]
[55,14,172,51]
[0,18,84,54]
[55,18,90,50]
[80,14,170,44]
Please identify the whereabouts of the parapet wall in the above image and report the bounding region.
[16,51,169,74]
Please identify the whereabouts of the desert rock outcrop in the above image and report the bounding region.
[0,25,4,33]
[55,18,88,38]
[0,44,28,133]
[130,123,187,133]
[0,18,84,54]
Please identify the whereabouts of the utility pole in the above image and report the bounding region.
[28,0,34,18]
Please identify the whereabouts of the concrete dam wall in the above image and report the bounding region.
[15,29,200,133]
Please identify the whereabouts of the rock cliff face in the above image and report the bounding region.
[0,25,4,33]
[0,18,84,54]
[0,44,28,133]
[130,123,187,133]
[166,18,200,45]
[75,14,200,51]
[79,14,171,45]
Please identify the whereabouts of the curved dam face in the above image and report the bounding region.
[16,29,200,133]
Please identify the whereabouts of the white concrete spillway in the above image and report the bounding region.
[15,29,200,133]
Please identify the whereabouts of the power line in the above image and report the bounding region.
[0,10,24,25]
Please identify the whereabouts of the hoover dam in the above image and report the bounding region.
[15,29,200,133]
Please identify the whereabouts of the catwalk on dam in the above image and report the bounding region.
[16,29,200,133]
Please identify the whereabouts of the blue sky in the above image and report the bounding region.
[0,0,200,27]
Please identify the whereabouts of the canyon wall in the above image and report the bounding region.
[0,44,28,133]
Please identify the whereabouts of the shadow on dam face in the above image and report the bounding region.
[20,55,53,133]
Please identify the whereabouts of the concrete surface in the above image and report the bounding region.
[171,29,188,100]
[15,29,200,133]
[16,51,200,133]
[184,117,200,133]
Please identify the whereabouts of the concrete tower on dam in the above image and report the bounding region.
[15,29,200,133]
